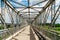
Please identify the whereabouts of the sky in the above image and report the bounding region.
[0,0,60,24]
[0,0,1,13]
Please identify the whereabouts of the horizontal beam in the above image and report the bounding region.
[31,0,47,7]
[10,0,26,7]
[20,12,39,13]
[14,7,43,8]
[21,17,35,19]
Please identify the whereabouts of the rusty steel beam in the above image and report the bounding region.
[32,0,55,23]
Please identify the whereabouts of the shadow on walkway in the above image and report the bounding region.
[30,27,36,40]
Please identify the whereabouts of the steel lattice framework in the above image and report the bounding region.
[0,0,60,27]
[0,0,60,39]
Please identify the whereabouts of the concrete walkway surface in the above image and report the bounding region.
[6,25,39,40]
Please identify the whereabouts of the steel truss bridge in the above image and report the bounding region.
[0,0,60,40]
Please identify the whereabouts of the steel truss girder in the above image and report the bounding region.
[7,7,14,24]
[43,8,49,24]
[14,7,43,8]
[20,12,39,13]
[51,6,60,22]
[30,0,47,7]
[51,6,60,24]
[0,14,5,24]
[3,0,18,13]
[14,7,43,12]
[32,0,55,23]
[3,0,56,24]
[53,10,60,24]
[8,0,47,13]
[9,0,26,7]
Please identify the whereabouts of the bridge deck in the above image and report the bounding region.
[6,25,39,40]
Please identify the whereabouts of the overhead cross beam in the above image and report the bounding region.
[8,0,48,14]
[10,0,27,7]
[30,0,47,12]
[9,0,28,13]
[31,0,47,7]
[3,0,55,21]
[20,12,39,13]
[14,7,43,8]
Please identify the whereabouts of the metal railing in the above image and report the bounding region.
[0,23,27,40]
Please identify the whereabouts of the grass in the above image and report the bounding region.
[54,27,60,31]
[0,24,14,30]
[40,25,52,30]
[39,24,60,40]
[53,27,60,33]
[6,25,14,28]
[39,25,60,35]
[0,36,2,40]
[0,25,4,30]
[0,24,14,39]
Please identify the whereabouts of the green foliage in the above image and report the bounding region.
[6,24,13,28]
[0,24,14,29]
[0,25,4,29]
[45,23,51,26]
[0,37,2,40]
[43,23,60,27]
[55,24,60,27]
[53,27,60,34]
